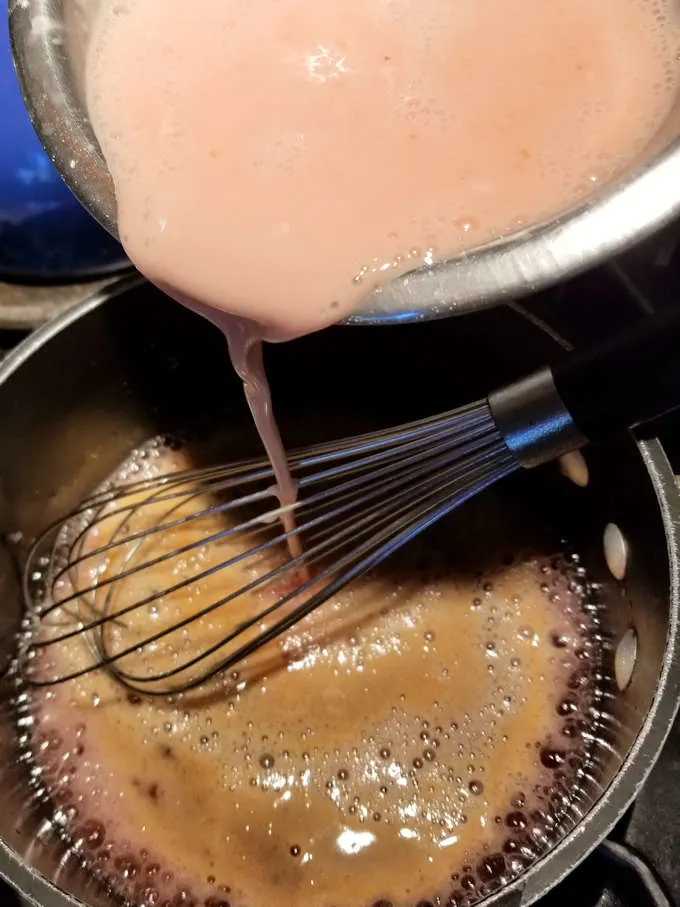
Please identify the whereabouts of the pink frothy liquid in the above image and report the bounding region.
[87,0,680,339]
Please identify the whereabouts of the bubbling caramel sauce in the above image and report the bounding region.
[25,438,600,907]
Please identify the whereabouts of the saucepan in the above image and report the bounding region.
[0,281,678,906]
[9,0,680,322]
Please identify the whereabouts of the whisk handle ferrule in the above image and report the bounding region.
[488,367,587,469]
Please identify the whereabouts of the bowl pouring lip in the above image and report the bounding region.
[10,0,680,324]
[0,287,679,906]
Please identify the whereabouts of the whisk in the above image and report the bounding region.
[20,305,680,696]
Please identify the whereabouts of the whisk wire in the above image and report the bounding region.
[114,445,519,694]
[21,401,518,694]
[41,417,499,622]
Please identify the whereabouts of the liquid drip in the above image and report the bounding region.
[215,315,302,563]
[158,291,303,563]
[23,439,603,907]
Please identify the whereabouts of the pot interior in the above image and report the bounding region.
[0,285,676,907]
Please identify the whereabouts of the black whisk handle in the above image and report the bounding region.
[551,304,680,443]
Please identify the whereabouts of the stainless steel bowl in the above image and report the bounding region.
[0,283,679,906]
[10,0,680,324]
